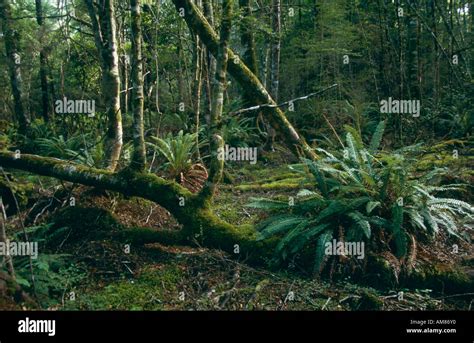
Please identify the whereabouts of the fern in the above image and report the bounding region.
[391,205,407,258]
[258,216,306,240]
[346,132,360,163]
[368,120,385,153]
[313,230,333,275]
[348,211,371,239]
[247,198,289,210]
[248,124,473,274]
[302,158,328,197]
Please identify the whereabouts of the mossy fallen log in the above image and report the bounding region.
[0,151,275,264]
[46,206,275,265]
[2,151,472,292]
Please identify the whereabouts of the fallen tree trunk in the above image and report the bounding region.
[172,0,317,160]
[0,151,274,264]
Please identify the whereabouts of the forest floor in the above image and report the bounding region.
[1,146,473,311]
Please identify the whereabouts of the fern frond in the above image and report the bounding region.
[368,120,385,153]
[313,230,333,275]
[258,216,307,241]
[348,211,371,239]
[246,198,289,210]
[346,132,360,164]
[290,223,331,254]
[366,201,381,214]
[302,158,328,196]
[428,198,473,212]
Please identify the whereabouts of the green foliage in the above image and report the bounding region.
[65,265,182,310]
[11,252,86,307]
[25,121,103,167]
[248,122,473,273]
[148,130,198,179]
[221,117,259,147]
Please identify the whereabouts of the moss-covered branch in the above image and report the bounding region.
[172,0,317,160]
[0,151,275,264]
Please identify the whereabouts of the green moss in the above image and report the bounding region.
[65,265,183,310]
[235,177,308,192]
[233,164,296,183]
[414,140,473,175]
[356,291,384,310]
[362,254,398,289]
[402,264,474,294]
[0,175,35,212]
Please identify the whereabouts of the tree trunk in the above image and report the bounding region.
[84,0,123,172]
[0,200,15,279]
[0,151,275,265]
[239,0,258,107]
[35,0,50,122]
[172,0,317,160]
[270,0,281,102]
[130,0,146,171]
[0,0,30,134]
[200,0,233,199]
[203,0,216,121]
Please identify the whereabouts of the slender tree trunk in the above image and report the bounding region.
[172,0,317,160]
[154,0,161,115]
[201,0,233,200]
[0,0,30,134]
[120,54,129,115]
[239,0,258,107]
[263,43,271,89]
[193,40,204,160]
[191,1,203,161]
[84,0,123,171]
[0,200,15,279]
[203,0,216,122]
[35,0,50,122]
[119,14,129,117]
[130,0,146,171]
[270,0,281,102]
[177,23,188,112]
[396,0,403,144]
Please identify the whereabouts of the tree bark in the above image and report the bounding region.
[203,0,216,120]
[84,0,123,172]
[270,0,281,102]
[0,200,15,279]
[200,0,233,200]
[239,0,258,107]
[0,0,30,134]
[130,0,146,171]
[0,151,274,264]
[35,0,50,122]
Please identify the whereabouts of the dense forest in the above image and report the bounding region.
[0,0,472,312]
